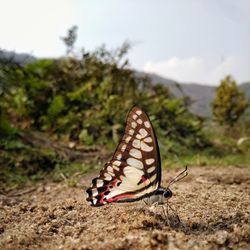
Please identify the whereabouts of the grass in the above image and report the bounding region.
[163,152,250,169]
[162,124,250,169]
[50,162,102,187]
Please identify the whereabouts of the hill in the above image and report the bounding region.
[0,49,36,65]
[146,72,250,117]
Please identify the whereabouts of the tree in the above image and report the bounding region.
[61,25,78,55]
[211,75,249,127]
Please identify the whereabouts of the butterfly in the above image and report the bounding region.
[86,106,188,208]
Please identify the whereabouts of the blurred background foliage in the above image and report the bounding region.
[211,75,249,127]
[0,27,249,189]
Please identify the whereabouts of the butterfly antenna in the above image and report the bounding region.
[167,166,188,188]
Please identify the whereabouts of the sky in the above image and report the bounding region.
[0,0,249,85]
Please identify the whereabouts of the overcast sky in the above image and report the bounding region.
[0,0,249,85]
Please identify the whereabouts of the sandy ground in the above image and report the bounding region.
[0,166,250,250]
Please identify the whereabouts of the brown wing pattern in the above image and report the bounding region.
[86,106,161,206]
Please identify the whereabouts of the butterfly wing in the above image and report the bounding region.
[86,106,161,206]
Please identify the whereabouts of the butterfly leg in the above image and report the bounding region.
[161,200,184,227]
[163,203,169,218]
[167,201,186,228]
[148,202,161,220]
[138,200,149,214]
[150,201,161,213]
[162,204,170,226]
[167,202,181,223]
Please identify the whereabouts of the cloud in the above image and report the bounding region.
[143,56,250,85]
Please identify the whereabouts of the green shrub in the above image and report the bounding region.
[1,44,208,154]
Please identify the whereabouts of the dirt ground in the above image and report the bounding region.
[0,166,249,250]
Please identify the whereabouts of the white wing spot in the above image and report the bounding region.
[113,160,121,166]
[92,188,98,196]
[131,122,137,128]
[141,141,153,152]
[144,121,150,128]
[104,173,112,181]
[107,166,113,173]
[121,144,127,152]
[149,174,157,183]
[108,171,115,177]
[92,198,98,205]
[129,129,134,136]
[107,166,115,176]
[121,167,144,189]
[132,139,141,149]
[116,153,122,160]
[96,179,104,187]
[112,165,120,171]
[136,134,142,140]
[137,119,142,124]
[125,136,132,143]
[132,114,138,120]
[136,110,142,115]
[123,166,143,177]
[139,128,148,138]
[129,148,142,159]
[127,158,144,169]
[144,137,153,143]
[146,158,155,165]
[147,166,155,173]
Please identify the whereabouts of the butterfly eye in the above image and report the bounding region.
[164,189,172,198]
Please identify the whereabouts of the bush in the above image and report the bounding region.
[1,44,208,154]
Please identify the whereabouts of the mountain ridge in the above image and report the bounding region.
[144,72,250,117]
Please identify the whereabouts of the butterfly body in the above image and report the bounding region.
[142,187,172,205]
[86,106,180,207]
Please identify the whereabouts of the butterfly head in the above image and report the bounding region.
[163,188,172,199]
[149,187,172,205]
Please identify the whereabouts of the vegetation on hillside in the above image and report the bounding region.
[211,75,249,127]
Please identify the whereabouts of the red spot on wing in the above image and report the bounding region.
[141,175,147,183]
[99,193,105,204]
[137,175,148,185]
